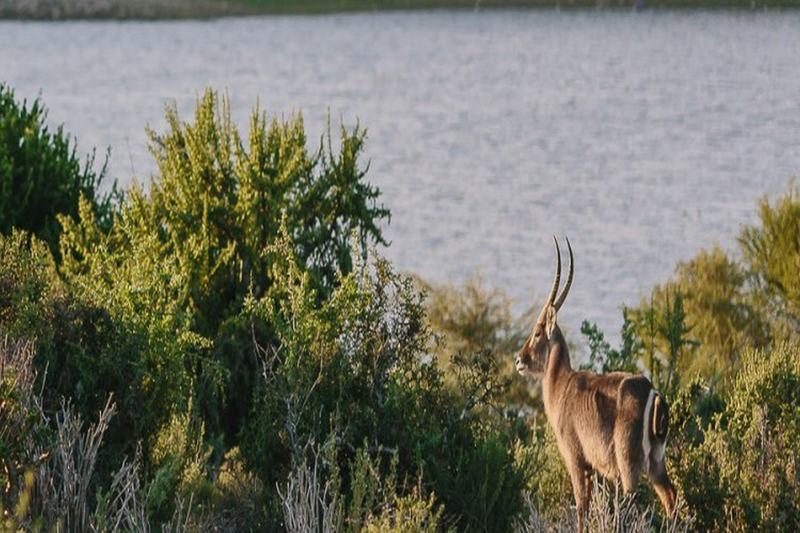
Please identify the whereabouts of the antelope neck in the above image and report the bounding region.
[542,326,572,410]
[546,326,572,374]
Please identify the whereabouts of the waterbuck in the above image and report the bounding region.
[515,237,675,531]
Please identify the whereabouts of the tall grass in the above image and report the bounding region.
[516,479,693,533]
[0,338,197,531]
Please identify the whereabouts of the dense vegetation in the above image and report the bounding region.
[1,86,798,531]
[0,83,113,255]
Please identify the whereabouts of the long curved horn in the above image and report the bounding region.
[554,237,573,311]
[536,236,561,325]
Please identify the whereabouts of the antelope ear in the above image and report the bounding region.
[545,305,557,339]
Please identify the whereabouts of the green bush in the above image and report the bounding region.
[628,184,800,387]
[0,230,60,341]
[0,229,201,488]
[276,440,445,533]
[48,89,524,529]
[671,344,800,531]
[0,83,113,255]
[629,247,768,388]
[580,309,641,374]
[59,89,389,446]
[238,236,526,530]
[422,276,535,408]
[514,423,571,521]
[739,182,800,333]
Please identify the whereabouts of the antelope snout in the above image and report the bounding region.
[515,353,527,374]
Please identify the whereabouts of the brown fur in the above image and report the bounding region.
[516,318,676,532]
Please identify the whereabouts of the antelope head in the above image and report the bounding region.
[515,236,573,377]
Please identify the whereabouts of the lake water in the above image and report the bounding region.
[2,11,799,344]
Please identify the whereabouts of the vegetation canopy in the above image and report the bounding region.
[1,85,798,531]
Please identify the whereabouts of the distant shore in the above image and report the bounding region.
[0,0,793,20]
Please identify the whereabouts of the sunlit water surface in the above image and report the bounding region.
[2,11,799,347]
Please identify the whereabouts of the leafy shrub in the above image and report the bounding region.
[514,424,571,522]
[207,447,268,530]
[239,236,527,530]
[0,83,113,255]
[567,184,800,531]
[59,89,389,446]
[363,489,444,533]
[629,247,768,388]
[627,184,800,387]
[671,344,800,531]
[423,275,526,362]
[0,228,202,489]
[580,309,641,374]
[146,409,214,523]
[422,275,536,410]
[739,182,800,333]
[278,441,444,533]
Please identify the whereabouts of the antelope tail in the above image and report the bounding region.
[642,389,669,468]
[652,392,669,441]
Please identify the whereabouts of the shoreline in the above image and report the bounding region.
[0,1,794,21]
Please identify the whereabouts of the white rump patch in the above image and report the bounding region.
[642,389,656,471]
